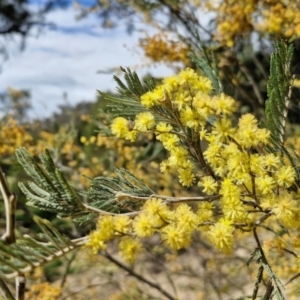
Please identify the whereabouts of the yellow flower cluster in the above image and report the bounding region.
[0,116,33,157]
[87,198,220,260]
[111,68,236,188]
[90,67,299,260]
[25,282,61,300]
[258,2,300,38]
[202,115,298,229]
[140,33,190,65]
[39,127,81,157]
[214,0,256,47]
[206,0,300,46]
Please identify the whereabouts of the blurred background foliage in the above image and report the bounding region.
[1,0,300,299]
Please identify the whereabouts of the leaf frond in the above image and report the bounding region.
[190,41,223,95]
[16,148,91,222]
[88,168,153,213]
[265,40,294,144]
[0,217,86,280]
[17,148,154,223]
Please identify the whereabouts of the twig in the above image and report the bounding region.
[253,55,268,80]
[115,192,221,204]
[60,249,79,289]
[83,204,139,217]
[240,64,264,105]
[0,238,87,280]
[0,166,18,300]
[85,193,221,217]
[144,246,178,298]
[0,167,17,244]
[280,75,294,143]
[255,212,272,226]
[60,281,110,300]
[282,248,298,258]
[103,251,176,300]
[253,228,285,299]
[162,194,220,204]
[253,229,270,270]
[15,276,25,300]
[285,272,300,287]
[233,77,259,111]
[0,279,15,300]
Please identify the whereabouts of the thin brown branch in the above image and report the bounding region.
[229,72,259,111]
[253,55,269,80]
[115,192,221,204]
[282,247,298,258]
[85,193,223,218]
[15,276,25,300]
[285,272,300,287]
[0,167,17,244]
[60,249,79,289]
[0,279,15,300]
[239,64,264,105]
[240,65,264,105]
[0,166,19,300]
[280,74,294,143]
[162,194,220,204]
[60,281,110,300]
[83,203,140,217]
[255,212,273,226]
[103,251,176,300]
[144,246,179,298]
[253,228,284,299]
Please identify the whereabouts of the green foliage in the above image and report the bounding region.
[266,41,294,144]
[265,41,300,184]
[98,67,172,125]
[247,237,286,300]
[191,42,223,95]
[98,67,153,119]
[16,147,154,225]
[99,93,147,119]
[0,216,84,280]
[88,168,153,211]
[114,67,156,98]
[16,147,89,223]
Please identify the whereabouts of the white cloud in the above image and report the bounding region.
[0,7,174,119]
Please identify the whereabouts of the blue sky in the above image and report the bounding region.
[29,0,97,7]
[0,4,174,119]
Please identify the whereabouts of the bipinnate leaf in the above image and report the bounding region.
[265,41,294,144]
[0,216,86,280]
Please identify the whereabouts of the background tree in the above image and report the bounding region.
[0,0,68,69]
[76,0,300,118]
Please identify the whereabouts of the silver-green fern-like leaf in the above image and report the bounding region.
[16,148,154,223]
[191,41,223,95]
[98,67,173,124]
[88,168,154,212]
[16,147,90,223]
[0,216,86,280]
[98,67,154,119]
[265,41,294,144]
[114,66,155,98]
